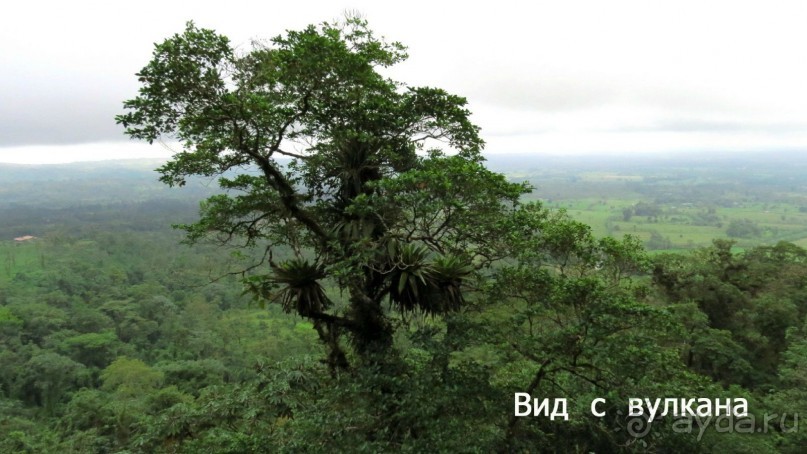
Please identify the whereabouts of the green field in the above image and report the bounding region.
[0,240,45,284]
[538,199,807,251]
[494,153,807,252]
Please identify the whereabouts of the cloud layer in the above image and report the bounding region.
[2,0,806,162]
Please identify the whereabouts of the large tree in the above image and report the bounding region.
[117,18,527,369]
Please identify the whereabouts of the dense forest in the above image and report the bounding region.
[3,18,807,453]
[2,155,806,452]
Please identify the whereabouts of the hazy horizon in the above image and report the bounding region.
[2,147,805,167]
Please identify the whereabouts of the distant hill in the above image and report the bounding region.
[0,159,218,209]
[0,158,169,181]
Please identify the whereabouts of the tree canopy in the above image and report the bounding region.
[117,17,528,369]
[94,17,807,453]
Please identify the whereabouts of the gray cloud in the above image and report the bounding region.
[0,98,124,147]
[2,0,807,160]
[467,76,619,112]
[622,118,807,134]
[466,74,751,117]
[0,35,141,147]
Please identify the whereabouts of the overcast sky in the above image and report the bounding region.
[2,0,806,164]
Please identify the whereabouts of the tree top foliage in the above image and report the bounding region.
[117,16,530,368]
